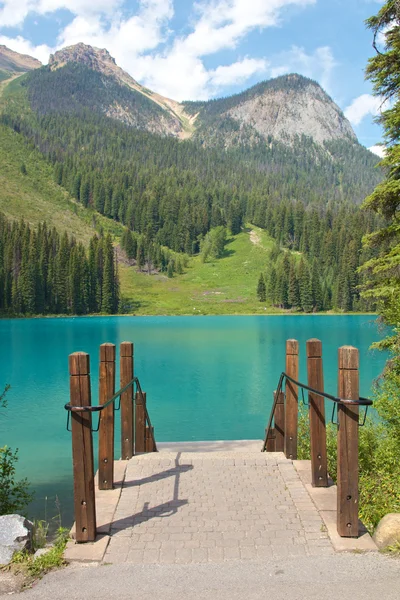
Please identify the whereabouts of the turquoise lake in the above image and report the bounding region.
[0,315,386,526]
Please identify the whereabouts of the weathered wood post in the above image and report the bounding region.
[69,352,96,542]
[120,342,134,460]
[99,343,116,490]
[337,346,359,537]
[284,340,299,460]
[135,391,146,453]
[307,339,328,487]
[274,391,285,452]
[146,426,155,452]
[266,391,285,452]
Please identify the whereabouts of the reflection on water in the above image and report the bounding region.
[0,315,386,525]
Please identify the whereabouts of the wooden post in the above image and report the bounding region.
[98,344,116,491]
[274,391,285,452]
[337,346,359,537]
[307,339,328,487]
[145,426,155,452]
[120,342,134,460]
[69,352,96,543]
[265,428,276,452]
[284,340,299,460]
[135,391,146,453]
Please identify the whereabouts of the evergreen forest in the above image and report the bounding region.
[0,64,386,314]
[0,213,119,315]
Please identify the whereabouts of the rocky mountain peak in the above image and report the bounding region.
[0,45,42,73]
[225,74,357,146]
[49,43,139,88]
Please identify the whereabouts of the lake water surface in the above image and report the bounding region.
[0,315,386,525]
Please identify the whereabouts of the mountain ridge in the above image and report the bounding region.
[0,45,41,80]
[2,43,362,151]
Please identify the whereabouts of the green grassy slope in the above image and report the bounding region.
[0,122,123,244]
[120,225,281,315]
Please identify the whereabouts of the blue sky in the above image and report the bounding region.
[0,0,385,152]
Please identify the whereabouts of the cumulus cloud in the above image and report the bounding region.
[209,58,268,87]
[0,0,324,100]
[269,45,337,93]
[344,94,383,126]
[368,144,386,158]
[0,34,51,63]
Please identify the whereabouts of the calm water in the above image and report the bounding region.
[0,315,386,525]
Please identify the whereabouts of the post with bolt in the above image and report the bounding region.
[98,343,116,490]
[284,340,299,460]
[337,346,359,537]
[307,339,328,487]
[120,342,134,460]
[69,352,96,542]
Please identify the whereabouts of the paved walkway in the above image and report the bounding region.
[103,443,333,564]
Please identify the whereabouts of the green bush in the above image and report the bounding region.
[297,392,400,532]
[0,446,33,515]
[0,386,33,515]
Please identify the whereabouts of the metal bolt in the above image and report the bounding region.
[82,528,87,532]
[318,476,323,481]
[125,438,129,442]
[347,523,352,528]
[103,480,107,484]
[317,454,322,459]
[81,501,87,506]
[104,458,108,464]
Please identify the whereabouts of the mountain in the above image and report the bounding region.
[0,45,41,81]
[47,44,191,137]
[18,43,358,150]
[0,42,383,315]
[183,74,356,148]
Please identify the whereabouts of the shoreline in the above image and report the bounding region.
[0,312,379,320]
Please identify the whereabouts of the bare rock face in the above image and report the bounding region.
[49,43,138,88]
[373,513,400,549]
[0,514,33,565]
[226,75,356,147]
[0,45,41,73]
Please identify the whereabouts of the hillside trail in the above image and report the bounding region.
[0,73,21,98]
[250,229,262,246]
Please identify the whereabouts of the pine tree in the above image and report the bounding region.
[257,273,266,302]
[267,266,277,306]
[311,259,323,312]
[298,258,313,313]
[288,261,300,309]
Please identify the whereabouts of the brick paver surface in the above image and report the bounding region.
[104,451,333,564]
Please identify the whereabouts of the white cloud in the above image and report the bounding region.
[368,144,386,158]
[269,45,337,93]
[0,34,51,63]
[209,57,268,87]
[344,94,383,126]
[0,0,123,28]
[0,0,322,101]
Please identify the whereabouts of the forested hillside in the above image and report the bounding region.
[0,50,385,315]
[0,213,119,315]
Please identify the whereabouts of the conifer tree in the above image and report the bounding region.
[257,273,266,302]
[267,266,277,306]
[298,258,313,312]
[288,261,300,309]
